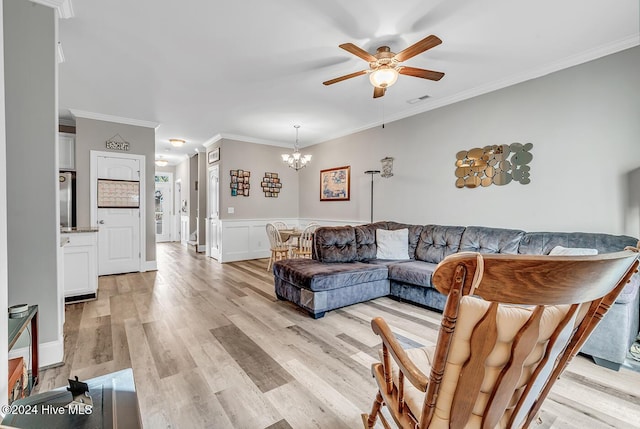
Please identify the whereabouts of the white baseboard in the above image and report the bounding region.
[9,338,64,369]
[143,260,157,272]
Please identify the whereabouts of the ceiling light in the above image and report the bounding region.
[281,125,311,171]
[155,158,168,167]
[169,138,186,147]
[369,66,399,89]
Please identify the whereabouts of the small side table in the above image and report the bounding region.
[8,305,38,391]
[1,368,141,429]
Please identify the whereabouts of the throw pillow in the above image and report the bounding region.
[376,228,410,260]
[548,245,598,256]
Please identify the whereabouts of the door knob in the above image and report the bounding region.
[98,220,105,224]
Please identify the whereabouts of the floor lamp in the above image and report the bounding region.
[364,170,380,223]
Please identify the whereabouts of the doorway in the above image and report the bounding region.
[90,151,145,275]
[155,172,173,243]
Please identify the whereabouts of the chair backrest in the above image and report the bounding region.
[298,224,319,253]
[272,221,288,230]
[418,250,639,429]
[265,223,285,248]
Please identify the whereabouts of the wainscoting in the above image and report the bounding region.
[216,218,361,263]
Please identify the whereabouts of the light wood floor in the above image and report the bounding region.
[36,243,640,428]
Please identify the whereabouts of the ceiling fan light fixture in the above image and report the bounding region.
[169,138,186,147]
[369,66,398,88]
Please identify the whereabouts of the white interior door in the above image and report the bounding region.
[208,165,220,259]
[155,173,173,242]
[97,155,141,275]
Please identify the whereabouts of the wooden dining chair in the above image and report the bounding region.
[292,224,319,259]
[266,223,290,272]
[362,249,639,429]
[272,221,288,230]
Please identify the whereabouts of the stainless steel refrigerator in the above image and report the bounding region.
[59,172,75,228]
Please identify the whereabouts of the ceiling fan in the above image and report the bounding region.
[323,35,445,98]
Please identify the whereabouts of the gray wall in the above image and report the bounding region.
[75,117,157,262]
[299,46,640,237]
[217,138,299,220]
[4,0,60,345]
[0,0,11,406]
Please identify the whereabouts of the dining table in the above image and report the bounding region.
[279,228,302,243]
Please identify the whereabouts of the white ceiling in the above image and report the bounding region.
[57,0,639,165]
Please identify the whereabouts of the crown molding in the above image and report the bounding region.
[31,0,74,18]
[69,109,160,129]
[219,133,289,148]
[202,134,222,148]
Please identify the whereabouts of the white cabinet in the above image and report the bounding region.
[63,232,98,301]
[59,132,75,170]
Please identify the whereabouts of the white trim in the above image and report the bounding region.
[90,150,147,274]
[143,260,157,272]
[217,218,365,263]
[9,338,64,369]
[202,134,222,148]
[213,133,289,148]
[69,109,160,129]
[30,0,74,18]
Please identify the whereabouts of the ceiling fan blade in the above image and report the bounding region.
[394,35,442,62]
[339,43,377,62]
[398,66,445,81]
[373,87,385,98]
[323,70,367,86]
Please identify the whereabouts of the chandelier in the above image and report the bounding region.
[281,125,311,171]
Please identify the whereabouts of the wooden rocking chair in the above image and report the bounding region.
[363,249,639,429]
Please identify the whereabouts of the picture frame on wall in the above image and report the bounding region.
[208,148,220,164]
[320,165,350,201]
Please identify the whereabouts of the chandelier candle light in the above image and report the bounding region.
[282,125,312,171]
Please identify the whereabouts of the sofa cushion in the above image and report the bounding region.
[313,226,357,262]
[376,228,410,260]
[387,222,424,257]
[273,258,388,292]
[459,226,524,254]
[518,232,638,255]
[388,260,438,288]
[548,245,597,256]
[415,225,466,263]
[355,222,389,261]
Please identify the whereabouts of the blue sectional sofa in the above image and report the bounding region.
[272,222,640,370]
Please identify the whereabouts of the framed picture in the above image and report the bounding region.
[320,165,350,201]
[208,148,220,164]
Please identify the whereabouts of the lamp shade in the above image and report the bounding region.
[369,66,399,88]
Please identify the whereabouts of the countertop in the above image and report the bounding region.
[61,227,99,234]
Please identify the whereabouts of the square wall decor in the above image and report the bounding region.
[262,172,282,198]
[230,169,250,196]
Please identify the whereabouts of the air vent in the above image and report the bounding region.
[407,94,430,104]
